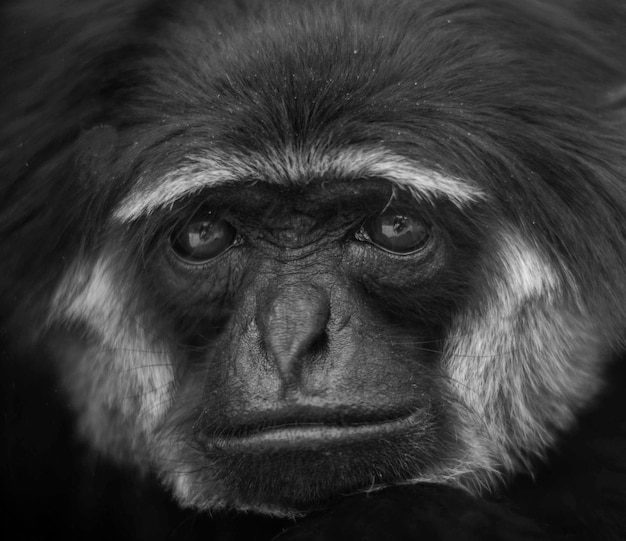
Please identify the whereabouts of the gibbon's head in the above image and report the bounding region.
[2,0,626,516]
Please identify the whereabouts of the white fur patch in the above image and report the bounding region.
[496,234,560,299]
[442,231,604,487]
[113,146,484,222]
[48,256,176,441]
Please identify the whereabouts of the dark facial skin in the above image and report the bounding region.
[140,179,481,508]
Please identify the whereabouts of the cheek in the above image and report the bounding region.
[47,255,178,457]
[442,233,606,475]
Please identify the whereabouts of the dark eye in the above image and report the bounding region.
[170,214,238,262]
[357,209,430,254]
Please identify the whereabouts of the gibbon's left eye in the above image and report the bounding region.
[170,215,238,262]
[357,209,430,254]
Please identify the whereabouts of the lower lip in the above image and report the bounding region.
[205,415,416,451]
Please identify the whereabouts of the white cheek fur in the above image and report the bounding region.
[442,232,605,490]
[48,255,176,454]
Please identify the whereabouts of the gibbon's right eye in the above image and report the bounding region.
[170,215,238,263]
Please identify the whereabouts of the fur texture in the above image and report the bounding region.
[2,0,626,539]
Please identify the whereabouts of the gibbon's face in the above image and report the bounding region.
[11,0,625,517]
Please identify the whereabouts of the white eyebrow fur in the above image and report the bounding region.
[113,146,485,222]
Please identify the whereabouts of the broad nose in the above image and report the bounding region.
[256,282,330,385]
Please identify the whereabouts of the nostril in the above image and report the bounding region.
[307,329,329,357]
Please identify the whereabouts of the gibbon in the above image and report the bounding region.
[1,0,626,539]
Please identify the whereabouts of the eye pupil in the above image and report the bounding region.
[192,222,218,245]
[170,216,237,262]
[363,210,429,254]
[390,216,408,234]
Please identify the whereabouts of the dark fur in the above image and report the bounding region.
[2,0,626,539]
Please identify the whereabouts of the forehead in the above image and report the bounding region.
[110,2,493,223]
